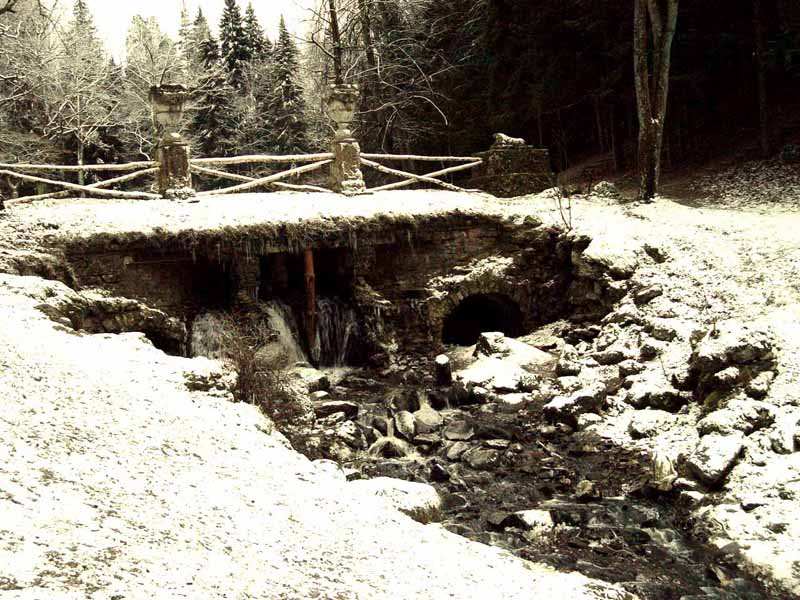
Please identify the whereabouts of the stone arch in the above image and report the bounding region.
[441,293,524,346]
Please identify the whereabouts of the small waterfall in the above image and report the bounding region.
[190,312,227,359]
[312,297,360,367]
[263,300,308,366]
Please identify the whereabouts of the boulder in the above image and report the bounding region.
[625,376,685,412]
[349,477,443,524]
[618,359,645,378]
[413,405,444,434]
[686,433,744,487]
[394,411,417,440]
[475,332,509,356]
[288,366,330,393]
[445,441,471,461]
[577,413,603,430]
[634,283,663,306]
[443,419,476,441]
[769,420,798,455]
[746,371,775,399]
[494,393,530,413]
[462,447,502,470]
[543,383,606,426]
[696,398,774,436]
[592,348,626,366]
[591,180,621,200]
[314,400,359,420]
[628,409,673,439]
[334,421,367,450]
[690,321,775,391]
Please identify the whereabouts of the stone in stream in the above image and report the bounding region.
[462,447,502,470]
[445,441,471,461]
[434,354,453,386]
[413,404,444,434]
[686,433,744,486]
[314,400,359,419]
[393,411,417,440]
[650,452,678,492]
[501,510,554,532]
[443,419,476,441]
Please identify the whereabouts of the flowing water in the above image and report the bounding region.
[312,297,361,367]
[263,300,308,365]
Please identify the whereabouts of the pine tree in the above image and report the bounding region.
[219,0,249,89]
[243,2,267,61]
[191,37,240,158]
[260,17,308,153]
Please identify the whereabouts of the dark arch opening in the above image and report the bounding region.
[442,293,524,346]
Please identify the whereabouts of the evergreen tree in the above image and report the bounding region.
[191,36,240,158]
[219,0,249,88]
[260,17,308,153]
[243,2,267,60]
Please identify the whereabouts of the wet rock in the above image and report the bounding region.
[434,354,452,386]
[335,421,367,450]
[444,441,471,461]
[696,398,774,436]
[428,460,450,482]
[394,411,417,440]
[288,366,330,393]
[349,477,442,524]
[634,283,664,306]
[371,416,389,436]
[427,390,448,410]
[388,389,421,413]
[413,433,441,447]
[628,409,673,438]
[543,382,607,427]
[687,433,744,486]
[314,400,359,419]
[319,412,348,426]
[592,348,626,366]
[413,405,444,434]
[443,419,476,441]
[486,511,511,528]
[618,359,645,378]
[746,371,775,399]
[462,447,502,470]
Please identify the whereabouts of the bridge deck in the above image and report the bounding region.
[8,190,509,243]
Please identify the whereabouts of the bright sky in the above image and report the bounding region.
[76,0,316,61]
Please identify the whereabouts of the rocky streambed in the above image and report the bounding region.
[288,326,775,599]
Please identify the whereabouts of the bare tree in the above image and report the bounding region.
[633,0,679,202]
[753,0,770,158]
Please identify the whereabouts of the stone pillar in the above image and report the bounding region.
[470,133,552,198]
[327,84,366,195]
[149,84,194,200]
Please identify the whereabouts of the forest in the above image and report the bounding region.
[0,0,799,201]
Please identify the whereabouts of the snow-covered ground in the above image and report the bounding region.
[1,184,800,597]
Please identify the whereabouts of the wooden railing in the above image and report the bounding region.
[0,150,484,207]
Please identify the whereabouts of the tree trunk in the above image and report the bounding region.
[753,0,770,157]
[77,139,86,196]
[633,0,679,202]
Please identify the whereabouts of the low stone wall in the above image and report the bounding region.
[471,146,552,198]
